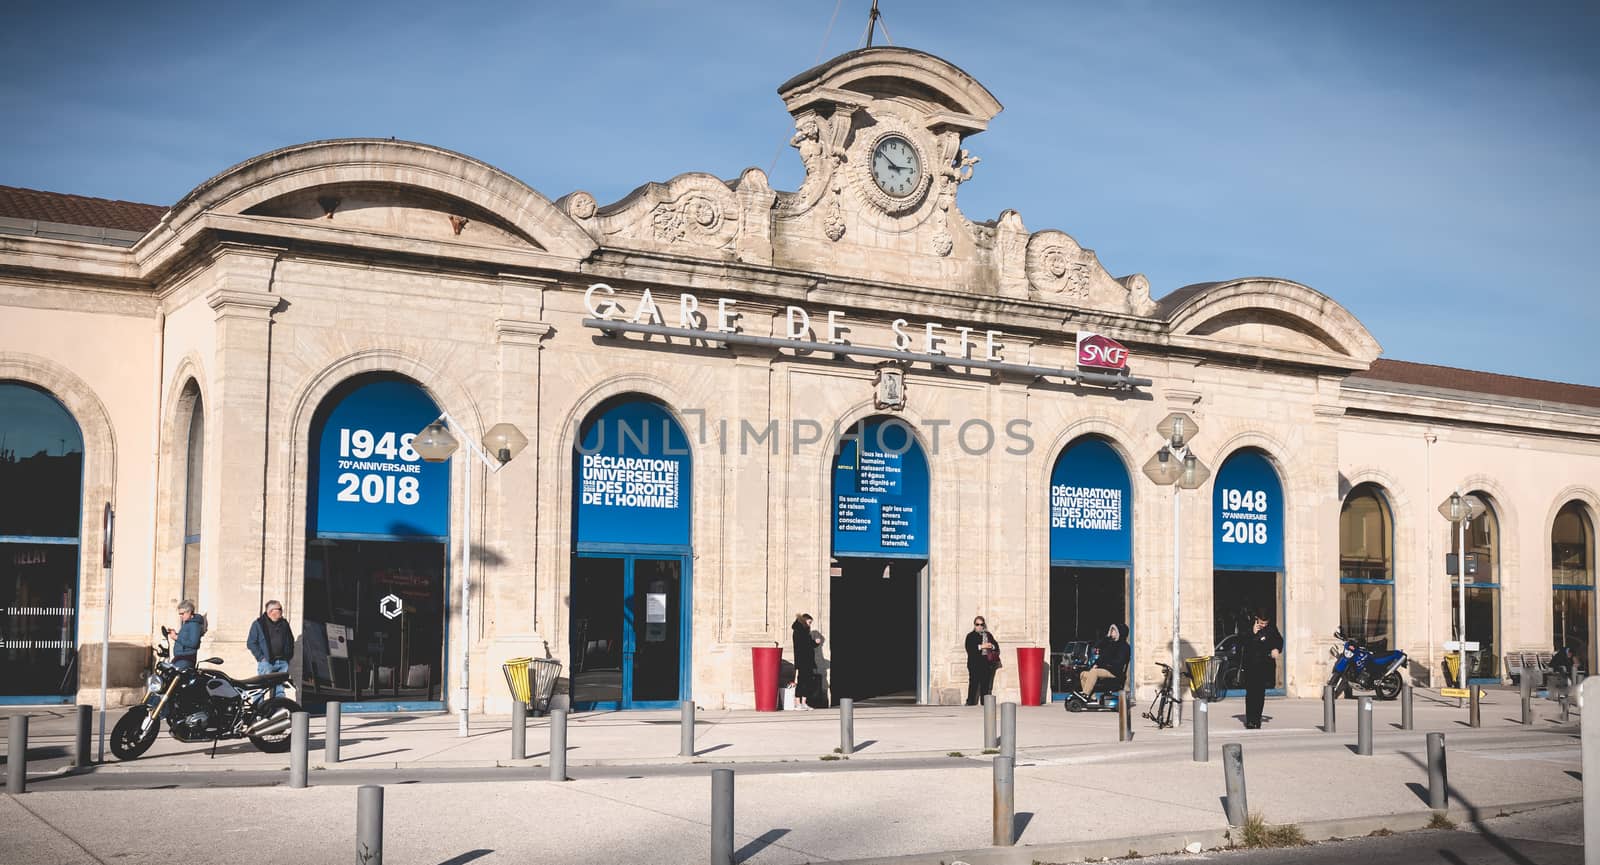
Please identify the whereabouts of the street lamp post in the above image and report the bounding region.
[1437,491,1486,693]
[414,416,529,737]
[1142,413,1211,715]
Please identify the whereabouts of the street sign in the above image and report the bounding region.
[1440,687,1488,699]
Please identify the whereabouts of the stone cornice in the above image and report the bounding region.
[1342,382,1600,438]
[494,319,555,347]
[206,288,281,322]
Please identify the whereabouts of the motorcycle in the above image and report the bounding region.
[1327,629,1408,700]
[110,627,302,760]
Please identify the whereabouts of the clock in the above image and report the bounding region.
[870,134,922,198]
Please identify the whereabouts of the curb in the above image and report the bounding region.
[819,796,1582,865]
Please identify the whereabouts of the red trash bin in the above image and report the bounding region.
[1017,647,1045,706]
[752,646,782,711]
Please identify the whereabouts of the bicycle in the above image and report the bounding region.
[1143,662,1177,729]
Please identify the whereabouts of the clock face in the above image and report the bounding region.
[871,135,922,198]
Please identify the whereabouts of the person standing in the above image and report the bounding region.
[965,616,1000,706]
[247,599,295,698]
[809,628,829,709]
[792,613,816,710]
[1242,608,1283,729]
[171,600,205,670]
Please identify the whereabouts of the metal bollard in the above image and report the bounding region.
[1222,742,1247,827]
[6,715,27,794]
[1000,702,1017,760]
[1469,684,1481,728]
[357,784,383,865]
[711,768,734,865]
[1427,732,1448,811]
[992,755,1015,846]
[982,694,998,749]
[839,698,854,755]
[1401,679,1414,731]
[511,700,527,761]
[1357,696,1373,756]
[1580,679,1598,856]
[1520,672,1534,726]
[1117,691,1130,742]
[326,702,342,764]
[680,701,695,758]
[74,704,92,769]
[1323,684,1336,732]
[1193,699,1209,762]
[1560,674,1572,723]
[549,709,568,782]
[289,711,309,788]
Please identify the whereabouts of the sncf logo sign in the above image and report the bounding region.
[1076,332,1130,370]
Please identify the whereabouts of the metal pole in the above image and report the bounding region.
[1562,673,1572,724]
[1427,732,1448,811]
[1117,691,1130,742]
[74,704,91,769]
[1323,684,1336,732]
[512,700,527,760]
[982,694,997,749]
[549,708,567,782]
[1172,484,1182,718]
[1000,701,1016,760]
[289,711,309,788]
[1521,671,1534,726]
[711,768,734,865]
[1580,679,1598,860]
[97,502,113,765]
[1357,696,1373,756]
[460,449,472,738]
[839,697,855,755]
[1469,684,1481,728]
[1401,679,1414,731]
[679,701,694,757]
[1222,742,1247,827]
[326,702,342,764]
[1193,699,1209,762]
[6,715,27,794]
[1457,513,1468,699]
[357,785,384,865]
[992,755,1015,846]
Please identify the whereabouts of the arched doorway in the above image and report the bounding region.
[830,416,930,703]
[302,376,451,710]
[1448,492,1500,683]
[1552,502,1593,673]
[0,381,84,701]
[1212,449,1285,692]
[1047,437,1133,696]
[1339,484,1394,652]
[570,398,693,710]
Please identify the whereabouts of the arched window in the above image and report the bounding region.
[1339,484,1394,652]
[0,381,85,699]
[1552,502,1594,672]
[1447,493,1500,682]
[180,387,204,602]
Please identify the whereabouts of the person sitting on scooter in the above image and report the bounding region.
[171,600,205,670]
[1077,622,1130,696]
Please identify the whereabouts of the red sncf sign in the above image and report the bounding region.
[1076,332,1130,370]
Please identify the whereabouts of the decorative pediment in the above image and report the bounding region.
[1161,278,1382,365]
[244,183,540,249]
[561,170,776,265]
[1023,229,1157,316]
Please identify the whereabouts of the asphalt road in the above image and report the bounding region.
[1112,802,1583,865]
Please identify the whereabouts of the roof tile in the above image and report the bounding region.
[0,185,167,234]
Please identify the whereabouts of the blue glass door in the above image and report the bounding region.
[572,554,688,710]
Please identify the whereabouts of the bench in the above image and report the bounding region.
[1503,650,1555,687]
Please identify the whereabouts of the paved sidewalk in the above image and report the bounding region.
[1,691,1584,864]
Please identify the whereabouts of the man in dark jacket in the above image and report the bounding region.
[1077,622,1130,696]
[246,600,295,697]
[1243,608,1283,728]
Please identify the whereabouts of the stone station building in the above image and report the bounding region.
[2,47,1597,712]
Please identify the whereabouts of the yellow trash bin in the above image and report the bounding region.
[1443,654,1462,687]
[1184,656,1212,696]
[502,657,534,707]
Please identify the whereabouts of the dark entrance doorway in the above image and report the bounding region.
[1049,567,1127,693]
[1212,569,1284,690]
[569,554,687,709]
[830,557,923,703]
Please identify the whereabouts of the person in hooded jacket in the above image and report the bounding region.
[171,600,205,670]
[1078,622,1130,696]
[246,599,295,697]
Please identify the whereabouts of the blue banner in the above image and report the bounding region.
[831,418,930,559]
[313,380,448,540]
[1049,438,1132,565]
[1213,450,1283,570]
[574,401,692,550]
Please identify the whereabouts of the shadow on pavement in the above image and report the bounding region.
[1014,811,1034,839]
[694,743,732,756]
[1400,750,1540,865]
[436,850,492,865]
[734,828,789,863]
[853,739,877,753]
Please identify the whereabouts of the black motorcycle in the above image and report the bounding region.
[110,627,301,760]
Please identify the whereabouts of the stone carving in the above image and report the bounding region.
[995,210,1030,298]
[1119,274,1158,316]
[566,192,597,220]
[448,215,469,236]
[1027,230,1095,300]
[931,138,979,257]
[650,193,723,244]
[823,198,846,241]
[578,174,741,254]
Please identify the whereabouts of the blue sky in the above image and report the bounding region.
[4,1,1596,384]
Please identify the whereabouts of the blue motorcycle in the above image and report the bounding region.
[1327,629,1407,700]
